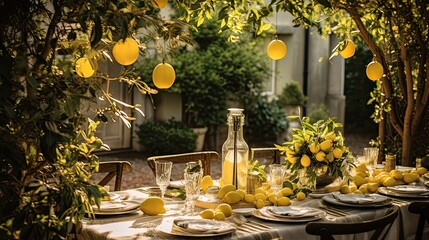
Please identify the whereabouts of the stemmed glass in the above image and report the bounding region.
[364,147,379,177]
[184,163,203,215]
[155,161,173,198]
[269,164,286,197]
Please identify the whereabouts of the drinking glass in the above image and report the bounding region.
[269,164,286,196]
[184,170,202,215]
[364,147,379,177]
[155,161,173,198]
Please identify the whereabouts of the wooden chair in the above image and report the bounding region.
[408,201,429,240]
[95,161,132,191]
[147,151,219,177]
[305,205,399,240]
[249,147,281,164]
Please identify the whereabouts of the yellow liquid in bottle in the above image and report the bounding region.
[222,150,248,190]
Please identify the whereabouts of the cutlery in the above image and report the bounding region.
[232,214,271,232]
[318,201,348,217]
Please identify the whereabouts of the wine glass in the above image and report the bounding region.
[184,169,202,215]
[269,164,286,197]
[364,147,379,177]
[155,161,173,198]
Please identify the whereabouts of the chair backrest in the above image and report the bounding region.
[249,147,281,164]
[95,161,132,191]
[147,151,219,177]
[408,201,429,240]
[306,205,399,240]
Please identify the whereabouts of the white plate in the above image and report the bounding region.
[322,194,391,208]
[308,192,339,199]
[91,200,140,216]
[156,217,235,237]
[169,180,185,189]
[252,207,326,223]
[378,187,429,199]
[387,185,429,194]
[232,208,256,217]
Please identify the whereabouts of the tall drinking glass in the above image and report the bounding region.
[269,164,286,197]
[364,147,379,177]
[155,161,173,198]
[184,170,202,215]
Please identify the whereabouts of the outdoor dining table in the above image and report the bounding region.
[78,186,428,240]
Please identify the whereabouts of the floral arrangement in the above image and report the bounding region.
[276,117,354,190]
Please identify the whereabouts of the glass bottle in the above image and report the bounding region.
[221,108,249,190]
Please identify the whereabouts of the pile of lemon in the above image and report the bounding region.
[199,203,232,220]
[342,163,427,194]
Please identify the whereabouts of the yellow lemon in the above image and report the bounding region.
[315,151,326,162]
[403,173,415,183]
[295,192,306,201]
[244,194,255,203]
[389,170,403,180]
[333,148,343,159]
[139,197,166,216]
[326,152,334,163]
[359,184,368,194]
[152,0,168,8]
[254,199,265,209]
[355,171,367,178]
[280,187,294,197]
[75,57,96,78]
[320,140,333,152]
[112,37,139,66]
[300,154,311,167]
[352,175,367,187]
[152,62,176,89]
[367,182,379,193]
[254,193,267,201]
[355,163,368,173]
[199,209,215,219]
[236,189,246,200]
[214,210,226,220]
[411,171,420,181]
[276,197,291,206]
[325,132,336,141]
[366,61,384,81]
[201,175,214,193]
[339,39,355,59]
[417,167,427,175]
[288,157,298,164]
[382,177,396,187]
[255,187,266,195]
[340,185,351,194]
[267,39,287,60]
[216,203,232,217]
[218,184,236,199]
[309,142,320,154]
[268,193,276,204]
[374,168,385,176]
[266,188,274,195]
[223,191,242,204]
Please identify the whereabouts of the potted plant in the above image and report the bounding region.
[277,81,307,117]
[275,117,354,190]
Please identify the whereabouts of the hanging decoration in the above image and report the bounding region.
[112,37,140,66]
[267,37,287,60]
[339,39,355,59]
[152,62,176,89]
[366,60,384,81]
[75,57,96,78]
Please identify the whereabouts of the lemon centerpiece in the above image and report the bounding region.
[276,117,354,190]
[140,197,166,216]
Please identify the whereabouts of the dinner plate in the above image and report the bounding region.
[386,185,429,194]
[252,207,326,223]
[266,206,325,219]
[156,217,235,237]
[322,194,392,208]
[91,200,140,216]
[232,208,256,217]
[378,187,429,199]
[308,192,339,199]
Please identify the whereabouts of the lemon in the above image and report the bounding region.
[374,168,385,176]
[333,148,343,159]
[389,170,403,180]
[315,151,326,162]
[349,184,357,192]
[223,191,242,204]
[353,190,363,194]
[112,37,139,66]
[255,187,266,195]
[382,177,396,187]
[279,187,293,197]
[199,209,215,219]
[288,157,298,164]
[300,154,311,167]
[355,163,368,173]
[411,171,420,181]
[309,142,320,154]
[403,173,415,183]
[254,193,267,201]
[366,61,384,81]
[267,39,287,60]
[266,188,274,195]
[325,132,336,141]
[340,185,351,194]
[214,210,226,220]
[236,189,246,200]
[326,152,334,163]
[417,167,427,175]
[254,199,265,209]
[201,175,214,193]
[320,140,333,152]
[276,197,291,206]
[359,184,368,194]
[355,171,367,178]
[295,192,306,201]
[152,62,176,89]
[367,183,379,193]
[218,184,236,199]
[152,0,168,8]
[268,193,276,204]
[339,39,356,59]
[352,175,366,187]
[75,57,96,78]
[140,197,166,216]
[216,203,232,217]
[244,194,255,203]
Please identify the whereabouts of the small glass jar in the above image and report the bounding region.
[416,158,422,169]
[205,186,219,201]
[385,154,396,172]
[147,187,162,197]
[246,172,261,195]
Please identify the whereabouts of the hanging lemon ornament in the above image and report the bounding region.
[112,37,139,66]
[152,62,176,89]
[267,39,287,60]
[339,39,355,59]
[366,61,384,81]
[75,57,96,78]
[152,0,168,8]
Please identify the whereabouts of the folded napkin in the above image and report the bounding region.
[173,218,234,234]
[387,185,429,194]
[94,201,140,213]
[333,194,388,204]
[268,206,324,218]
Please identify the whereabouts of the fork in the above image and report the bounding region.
[232,214,271,232]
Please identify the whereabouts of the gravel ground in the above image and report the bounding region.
[93,133,371,190]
